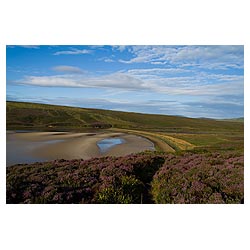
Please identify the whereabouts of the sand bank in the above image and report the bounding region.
[6,131,155,166]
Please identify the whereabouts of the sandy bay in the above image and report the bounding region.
[6,131,155,166]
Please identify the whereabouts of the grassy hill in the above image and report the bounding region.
[219,117,244,122]
[6,101,243,133]
[6,101,244,153]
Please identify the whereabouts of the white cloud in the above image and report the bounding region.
[15,70,243,98]
[16,73,146,90]
[19,45,40,49]
[53,48,92,55]
[7,45,40,49]
[52,65,84,74]
[151,61,167,65]
[112,45,127,52]
[104,58,114,62]
[118,45,244,70]
[127,67,190,75]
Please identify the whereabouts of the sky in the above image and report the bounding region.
[6,45,244,119]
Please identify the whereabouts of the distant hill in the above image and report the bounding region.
[6,101,243,133]
[219,117,244,122]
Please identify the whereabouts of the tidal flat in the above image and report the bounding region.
[6,131,155,166]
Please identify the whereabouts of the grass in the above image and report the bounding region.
[7,101,243,133]
[6,101,243,154]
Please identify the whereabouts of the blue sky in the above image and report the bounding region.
[6,45,244,118]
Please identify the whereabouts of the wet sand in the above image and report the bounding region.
[6,131,155,166]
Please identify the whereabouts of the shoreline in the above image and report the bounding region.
[6,131,155,166]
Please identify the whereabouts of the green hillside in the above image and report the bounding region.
[219,117,244,122]
[6,101,243,133]
[6,101,244,153]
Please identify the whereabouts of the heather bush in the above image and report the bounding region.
[151,153,244,204]
[96,176,144,204]
[7,153,165,204]
[6,152,243,204]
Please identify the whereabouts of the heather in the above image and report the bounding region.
[6,152,243,204]
[152,152,244,204]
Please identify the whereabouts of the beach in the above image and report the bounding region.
[6,131,155,166]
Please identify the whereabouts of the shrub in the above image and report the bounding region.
[96,176,144,204]
[151,153,244,204]
[6,152,243,204]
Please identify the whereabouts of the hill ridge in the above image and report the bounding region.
[6,101,243,133]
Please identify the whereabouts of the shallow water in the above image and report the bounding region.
[42,139,65,144]
[6,137,66,167]
[97,138,125,153]
[6,132,155,167]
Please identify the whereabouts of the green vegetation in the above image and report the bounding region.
[6,101,243,153]
[218,117,244,122]
[7,101,243,132]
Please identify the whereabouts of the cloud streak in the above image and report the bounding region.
[52,65,84,74]
[53,48,92,55]
[15,70,243,98]
[7,45,40,49]
[16,73,146,90]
